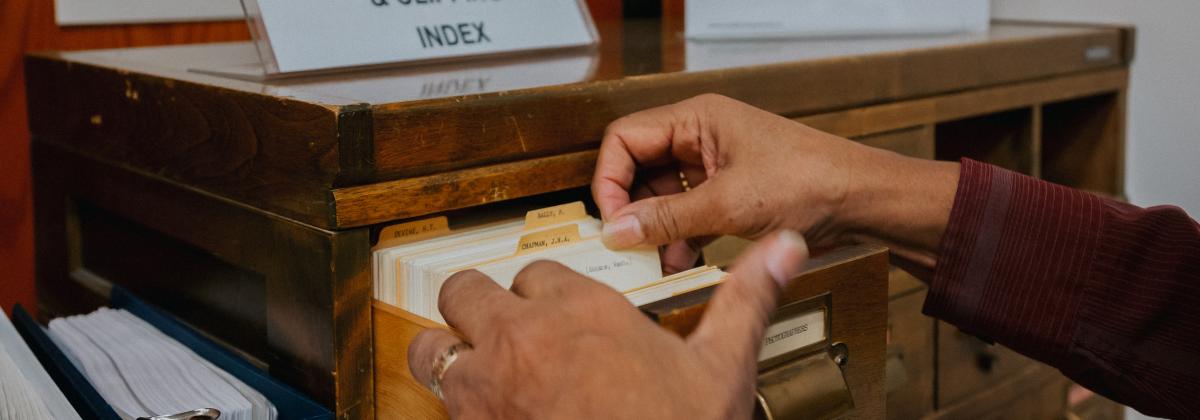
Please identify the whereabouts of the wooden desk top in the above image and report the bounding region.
[36,21,1123,106]
[26,20,1132,229]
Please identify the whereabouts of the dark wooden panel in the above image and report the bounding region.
[936,321,1038,408]
[927,364,1068,420]
[936,108,1036,175]
[76,201,268,360]
[25,57,345,228]
[886,282,934,420]
[1041,93,1125,195]
[32,142,373,419]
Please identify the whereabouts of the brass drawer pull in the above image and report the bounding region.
[755,350,854,420]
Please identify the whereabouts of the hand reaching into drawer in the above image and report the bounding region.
[592,94,1200,419]
[407,231,808,420]
[592,94,959,275]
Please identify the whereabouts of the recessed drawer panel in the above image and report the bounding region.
[936,321,1037,407]
[885,269,934,420]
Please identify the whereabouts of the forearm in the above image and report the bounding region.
[834,146,961,271]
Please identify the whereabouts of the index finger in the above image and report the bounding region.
[592,101,708,220]
[438,269,524,338]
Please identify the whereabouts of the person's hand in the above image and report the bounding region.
[593,94,960,272]
[408,231,809,420]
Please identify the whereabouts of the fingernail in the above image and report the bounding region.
[602,215,645,249]
[766,230,808,288]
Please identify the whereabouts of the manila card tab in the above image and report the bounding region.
[524,201,588,231]
[374,216,451,250]
[516,224,582,256]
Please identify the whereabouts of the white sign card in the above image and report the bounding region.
[240,0,598,75]
[55,0,244,26]
[685,31,991,72]
[687,0,989,41]
[758,308,826,362]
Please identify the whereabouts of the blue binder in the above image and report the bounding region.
[11,304,121,420]
[12,285,334,420]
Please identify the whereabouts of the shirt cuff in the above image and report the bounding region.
[923,158,1104,366]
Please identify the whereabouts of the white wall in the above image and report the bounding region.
[1000,4,1199,420]
[993,0,1200,218]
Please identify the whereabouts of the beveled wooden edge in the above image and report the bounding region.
[332,68,1127,229]
[369,26,1126,178]
[373,300,444,330]
[331,150,597,228]
[993,19,1136,63]
[800,68,1129,139]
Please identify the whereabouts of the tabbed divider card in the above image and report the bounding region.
[371,201,732,324]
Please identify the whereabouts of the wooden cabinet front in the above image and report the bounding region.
[28,20,1132,419]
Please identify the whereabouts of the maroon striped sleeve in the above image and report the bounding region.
[924,158,1200,419]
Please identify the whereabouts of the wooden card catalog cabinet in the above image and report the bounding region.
[28,18,1130,419]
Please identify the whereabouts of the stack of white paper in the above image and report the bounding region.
[373,202,729,323]
[0,310,80,420]
[47,308,277,420]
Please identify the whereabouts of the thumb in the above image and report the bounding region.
[601,180,729,249]
[687,231,809,369]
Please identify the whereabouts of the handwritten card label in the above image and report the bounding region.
[241,0,597,74]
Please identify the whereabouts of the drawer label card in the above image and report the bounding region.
[758,308,826,362]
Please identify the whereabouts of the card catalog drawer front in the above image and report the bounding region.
[936,321,1036,407]
[885,285,934,420]
[753,295,854,420]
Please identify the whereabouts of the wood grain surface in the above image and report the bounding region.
[335,69,1127,229]
[24,23,1130,231]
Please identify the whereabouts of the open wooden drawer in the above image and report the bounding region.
[373,245,889,419]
